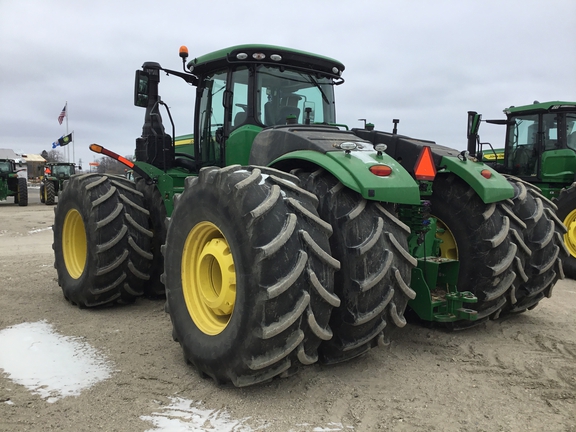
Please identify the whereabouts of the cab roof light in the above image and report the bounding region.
[374,143,387,155]
[179,46,189,73]
[414,146,437,181]
[339,142,358,151]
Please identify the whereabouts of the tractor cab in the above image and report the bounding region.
[197,62,338,167]
[501,102,576,181]
[133,45,344,172]
[51,163,76,178]
[0,159,15,175]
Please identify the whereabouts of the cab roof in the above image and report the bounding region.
[186,44,345,79]
[504,101,576,115]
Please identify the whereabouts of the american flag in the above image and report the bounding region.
[58,104,67,125]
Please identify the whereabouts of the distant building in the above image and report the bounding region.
[21,154,47,179]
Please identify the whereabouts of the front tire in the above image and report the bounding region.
[17,177,27,206]
[135,176,167,298]
[430,174,516,323]
[553,182,576,279]
[294,168,416,364]
[53,174,152,307]
[502,177,567,313]
[45,181,56,205]
[164,166,339,386]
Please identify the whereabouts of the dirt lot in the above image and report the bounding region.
[1,191,575,432]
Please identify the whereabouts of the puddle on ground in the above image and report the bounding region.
[141,397,354,432]
[0,321,112,403]
[141,397,258,431]
[28,227,52,234]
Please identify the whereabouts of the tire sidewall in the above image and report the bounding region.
[553,185,576,276]
[554,185,576,222]
[166,187,259,366]
[53,177,100,302]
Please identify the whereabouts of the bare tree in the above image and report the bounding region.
[96,155,133,175]
[41,149,66,163]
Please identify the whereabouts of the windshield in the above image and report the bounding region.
[567,112,576,150]
[256,66,336,127]
[51,165,74,177]
[0,161,11,174]
[506,114,538,176]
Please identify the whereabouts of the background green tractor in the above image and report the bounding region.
[40,162,77,205]
[0,158,28,206]
[53,45,566,387]
[474,101,576,277]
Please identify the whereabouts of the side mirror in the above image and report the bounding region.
[467,111,481,139]
[304,102,315,124]
[467,111,482,157]
[134,70,149,107]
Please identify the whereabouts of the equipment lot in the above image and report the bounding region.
[1,192,575,431]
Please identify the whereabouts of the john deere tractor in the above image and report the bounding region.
[40,162,77,205]
[474,101,576,277]
[52,45,566,387]
[0,158,28,206]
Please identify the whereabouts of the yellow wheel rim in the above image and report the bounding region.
[435,217,458,259]
[563,209,576,257]
[62,209,87,279]
[182,222,236,335]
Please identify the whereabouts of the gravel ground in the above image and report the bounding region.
[0,192,575,431]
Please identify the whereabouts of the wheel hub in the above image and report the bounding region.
[197,238,236,316]
[182,222,236,335]
[62,209,87,279]
[435,217,458,259]
[563,209,576,257]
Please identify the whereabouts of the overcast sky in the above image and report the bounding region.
[1,0,575,168]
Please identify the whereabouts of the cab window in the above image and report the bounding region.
[198,70,227,165]
[255,66,336,127]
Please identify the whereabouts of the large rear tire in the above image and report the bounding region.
[164,166,339,386]
[40,184,45,203]
[17,177,27,207]
[53,174,152,307]
[503,177,567,313]
[45,181,56,205]
[553,182,576,279]
[430,174,516,324]
[293,168,416,364]
[135,176,167,298]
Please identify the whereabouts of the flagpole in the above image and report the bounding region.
[65,101,70,163]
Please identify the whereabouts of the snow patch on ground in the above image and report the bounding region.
[0,321,112,403]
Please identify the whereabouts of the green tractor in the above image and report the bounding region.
[52,45,566,387]
[473,101,576,277]
[0,158,28,206]
[40,162,77,205]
